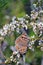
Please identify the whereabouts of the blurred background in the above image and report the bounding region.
[0,0,43,27]
[0,0,43,65]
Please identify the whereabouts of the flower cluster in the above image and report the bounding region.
[0,8,43,37]
[0,7,43,65]
[30,22,43,37]
[0,15,30,36]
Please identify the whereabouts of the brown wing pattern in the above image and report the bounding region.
[15,32,29,54]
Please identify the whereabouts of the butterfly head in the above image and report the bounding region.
[21,32,30,42]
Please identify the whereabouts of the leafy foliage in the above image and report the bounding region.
[0,0,8,11]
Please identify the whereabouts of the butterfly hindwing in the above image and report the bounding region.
[15,32,29,54]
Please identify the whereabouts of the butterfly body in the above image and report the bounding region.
[15,32,30,54]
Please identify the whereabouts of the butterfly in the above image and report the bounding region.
[15,32,30,55]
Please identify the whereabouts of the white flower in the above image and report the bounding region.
[39,40,42,45]
[10,55,13,59]
[31,14,33,17]
[10,23,16,29]
[1,32,6,36]
[13,51,18,55]
[17,53,20,58]
[29,45,34,51]
[11,21,18,25]
[39,42,41,45]
[3,26,7,31]
[14,25,16,28]
[19,21,23,25]
[1,33,4,36]
[24,20,29,25]
[4,24,10,30]
[28,42,32,48]
[13,58,16,62]
[26,20,28,23]
[39,40,43,45]
[17,61,20,65]
[22,23,28,30]
[31,12,38,20]
[16,23,19,27]
[29,46,32,49]
[10,26,15,31]
[10,23,12,26]
[10,59,13,61]
[39,31,42,37]
[0,29,6,36]
[5,60,8,63]
[12,16,16,21]
[13,21,17,24]
[31,41,34,44]
[31,35,35,38]
[33,4,36,8]
[33,28,37,34]
[10,25,16,31]
[25,14,29,17]
[39,10,43,14]
[16,28,20,33]
[18,18,25,21]
[24,25,28,30]
[3,30,7,35]
[30,22,36,26]
[41,47,43,51]
[30,22,34,26]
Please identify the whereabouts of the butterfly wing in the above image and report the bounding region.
[15,32,29,54]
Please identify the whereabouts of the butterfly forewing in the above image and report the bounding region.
[15,32,29,54]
